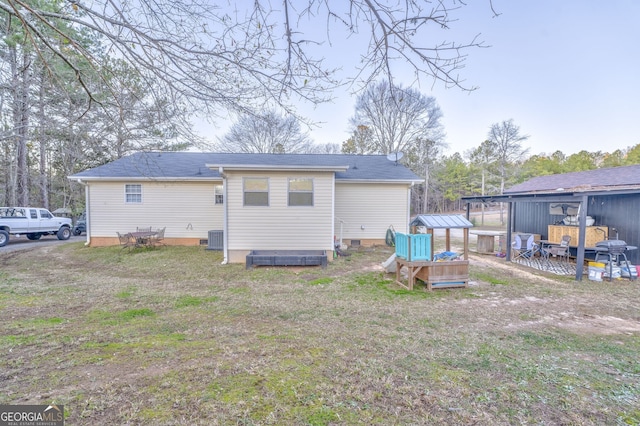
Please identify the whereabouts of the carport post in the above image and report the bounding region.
[574,195,589,281]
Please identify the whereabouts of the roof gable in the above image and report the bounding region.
[69,152,422,182]
[505,164,640,194]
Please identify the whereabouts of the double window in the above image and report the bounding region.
[125,184,142,204]
[242,177,314,207]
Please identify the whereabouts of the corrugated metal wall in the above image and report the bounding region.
[588,194,640,264]
[512,202,556,239]
[513,194,640,264]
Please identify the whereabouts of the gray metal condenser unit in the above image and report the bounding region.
[207,230,224,250]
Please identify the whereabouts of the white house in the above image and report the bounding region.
[69,152,422,263]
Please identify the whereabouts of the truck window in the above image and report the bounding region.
[39,210,52,219]
[30,209,38,219]
[1,208,26,217]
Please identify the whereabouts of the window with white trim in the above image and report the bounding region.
[214,184,224,204]
[125,184,142,203]
[288,178,313,206]
[243,178,269,206]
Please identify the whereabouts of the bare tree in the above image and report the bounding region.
[311,142,342,154]
[467,140,500,225]
[349,80,445,155]
[0,1,489,118]
[487,119,529,223]
[9,43,30,206]
[0,0,493,208]
[216,110,314,154]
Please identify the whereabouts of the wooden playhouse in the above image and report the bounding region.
[395,214,472,290]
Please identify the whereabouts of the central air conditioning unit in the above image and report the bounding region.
[207,230,224,250]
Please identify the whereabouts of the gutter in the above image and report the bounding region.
[76,178,90,246]
[219,167,228,265]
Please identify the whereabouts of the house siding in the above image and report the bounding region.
[225,171,334,261]
[335,182,411,245]
[87,180,222,244]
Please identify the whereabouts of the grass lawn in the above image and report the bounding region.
[1,242,639,425]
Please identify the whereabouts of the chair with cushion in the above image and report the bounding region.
[511,234,538,261]
[544,235,571,263]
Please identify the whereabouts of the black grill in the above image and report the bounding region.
[595,240,628,254]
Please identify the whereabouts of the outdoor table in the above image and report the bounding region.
[470,230,506,254]
[129,231,158,247]
[539,240,554,250]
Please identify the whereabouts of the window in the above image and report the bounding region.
[125,184,142,203]
[243,178,269,206]
[39,210,52,219]
[30,209,38,219]
[288,178,313,206]
[214,184,224,204]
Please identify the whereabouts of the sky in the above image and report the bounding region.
[200,1,640,158]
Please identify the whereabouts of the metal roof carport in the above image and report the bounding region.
[461,187,640,281]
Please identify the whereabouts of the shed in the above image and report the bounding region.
[395,214,473,291]
[410,214,473,259]
[52,208,72,217]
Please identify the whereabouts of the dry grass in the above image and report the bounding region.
[1,242,639,425]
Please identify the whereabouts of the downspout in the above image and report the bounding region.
[407,184,412,233]
[220,167,228,264]
[331,174,335,251]
[76,179,90,246]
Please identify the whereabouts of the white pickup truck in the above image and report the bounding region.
[0,207,73,247]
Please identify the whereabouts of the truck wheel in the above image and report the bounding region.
[26,233,42,240]
[0,230,8,247]
[57,227,71,241]
[73,228,82,236]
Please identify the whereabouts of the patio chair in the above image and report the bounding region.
[511,234,538,260]
[150,227,166,247]
[116,232,135,250]
[544,235,571,263]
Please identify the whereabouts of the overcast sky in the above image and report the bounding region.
[202,1,640,158]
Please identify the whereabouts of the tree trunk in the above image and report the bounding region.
[481,170,485,226]
[12,47,31,206]
[422,162,429,213]
[38,68,49,209]
[499,167,506,225]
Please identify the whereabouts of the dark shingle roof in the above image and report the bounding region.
[505,164,640,194]
[69,152,422,182]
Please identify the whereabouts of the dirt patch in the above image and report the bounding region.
[469,252,559,283]
[555,314,640,335]
[464,253,640,336]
